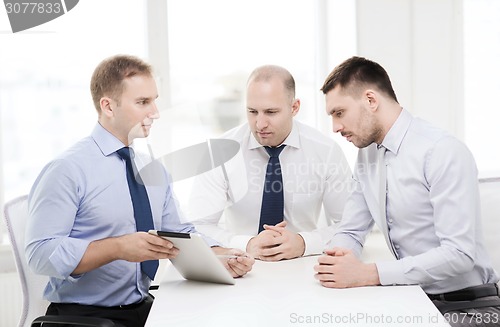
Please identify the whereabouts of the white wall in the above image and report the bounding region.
[356,0,464,139]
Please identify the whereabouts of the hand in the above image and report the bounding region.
[73,232,179,275]
[314,247,380,288]
[118,232,179,262]
[212,247,255,278]
[246,221,305,261]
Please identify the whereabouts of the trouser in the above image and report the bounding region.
[428,283,500,327]
[44,293,155,327]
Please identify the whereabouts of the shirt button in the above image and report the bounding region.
[388,218,393,224]
[394,244,400,249]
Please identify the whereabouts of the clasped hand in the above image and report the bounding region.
[246,221,305,261]
[314,247,380,288]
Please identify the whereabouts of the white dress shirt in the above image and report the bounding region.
[186,120,352,256]
[328,109,498,293]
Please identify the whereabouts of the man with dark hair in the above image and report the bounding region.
[26,54,254,327]
[314,56,500,326]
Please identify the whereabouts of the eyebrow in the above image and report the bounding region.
[247,107,280,111]
[136,94,159,101]
[327,107,341,116]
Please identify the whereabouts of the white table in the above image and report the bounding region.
[146,256,450,327]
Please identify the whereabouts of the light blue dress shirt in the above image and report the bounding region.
[328,109,498,294]
[26,123,218,306]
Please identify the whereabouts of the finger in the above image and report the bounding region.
[260,243,284,257]
[259,237,283,248]
[313,264,325,273]
[263,224,285,233]
[319,280,340,288]
[235,255,255,266]
[149,246,179,259]
[259,249,285,261]
[317,255,336,265]
[314,272,335,282]
[314,264,336,274]
[259,254,283,262]
[227,260,248,277]
[333,248,349,256]
[149,241,178,253]
[323,248,336,256]
[232,250,246,256]
[276,220,287,227]
[327,247,350,256]
[323,248,344,257]
[229,258,252,273]
[147,234,175,249]
[262,226,287,237]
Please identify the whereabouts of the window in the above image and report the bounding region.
[0,0,147,241]
[464,0,500,177]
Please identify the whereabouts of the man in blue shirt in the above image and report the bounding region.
[26,54,254,327]
[314,56,500,326]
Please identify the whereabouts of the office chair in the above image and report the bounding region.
[3,195,115,327]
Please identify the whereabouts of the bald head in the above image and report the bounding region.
[247,65,295,103]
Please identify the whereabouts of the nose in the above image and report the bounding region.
[332,118,343,133]
[149,101,160,119]
[255,113,268,130]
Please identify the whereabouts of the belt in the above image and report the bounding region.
[116,293,154,310]
[116,300,145,310]
[427,283,499,302]
[52,299,146,310]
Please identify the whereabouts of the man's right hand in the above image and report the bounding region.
[72,232,179,275]
[119,231,179,262]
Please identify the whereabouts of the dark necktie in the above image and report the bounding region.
[117,147,159,280]
[258,145,286,233]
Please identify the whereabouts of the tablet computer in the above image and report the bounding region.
[149,230,235,285]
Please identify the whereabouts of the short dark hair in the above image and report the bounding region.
[90,54,153,113]
[321,56,398,103]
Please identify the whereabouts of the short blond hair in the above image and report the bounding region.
[90,54,153,113]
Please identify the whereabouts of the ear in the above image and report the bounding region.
[291,98,300,117]
[365,90,379,112]
[100,97,114,118]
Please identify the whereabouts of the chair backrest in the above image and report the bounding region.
[478,177,500,275]
[3,195,49,327]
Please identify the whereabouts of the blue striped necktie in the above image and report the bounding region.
[117,147,159,280]
[258,145,286,233]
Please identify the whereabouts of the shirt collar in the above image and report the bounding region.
[248,120,300,150]
[91,123,128,157]
[380,108,413,155]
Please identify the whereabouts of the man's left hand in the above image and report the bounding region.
[314,247,380,288]
[212,247,255,278]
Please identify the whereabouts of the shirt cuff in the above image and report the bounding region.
[50,238,91,279]
[229,235,254,252]
[376,260,408,286]
[298,231,323,256]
